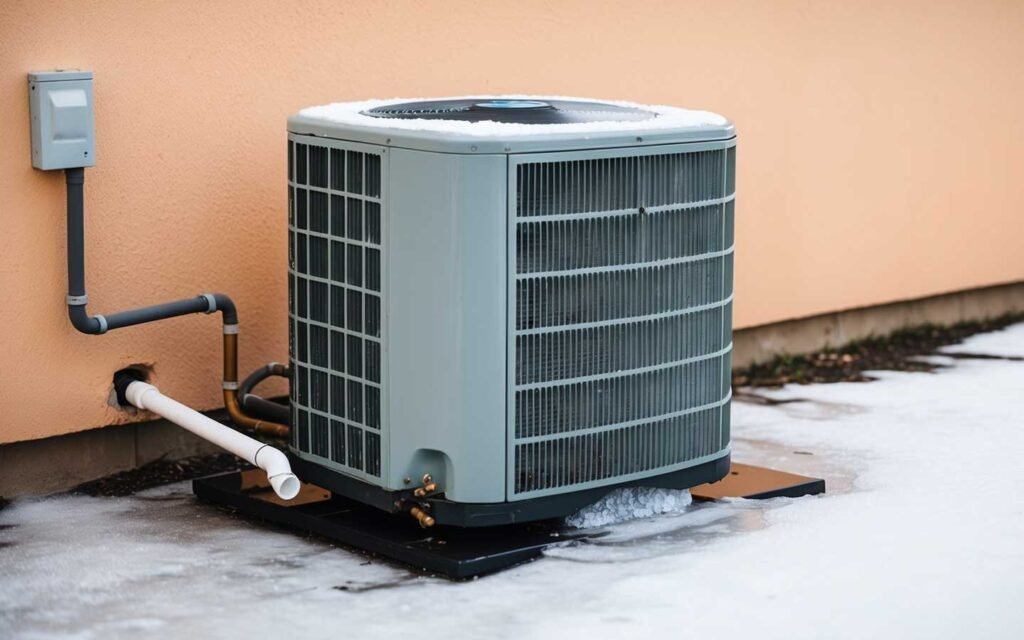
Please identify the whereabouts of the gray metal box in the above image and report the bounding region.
[286,98,736,514]
[28,70,96,170]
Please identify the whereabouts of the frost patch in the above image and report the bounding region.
[297,95,728,137]
[566,487,693,529]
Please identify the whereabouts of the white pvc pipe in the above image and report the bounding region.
[124,381,300,500]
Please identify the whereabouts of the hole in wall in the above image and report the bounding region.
[109,364,155,413]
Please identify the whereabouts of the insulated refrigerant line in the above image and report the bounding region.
[238,362,291,424]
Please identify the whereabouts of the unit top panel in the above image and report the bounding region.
[289,96,735,155]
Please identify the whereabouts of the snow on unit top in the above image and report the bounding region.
[296,96,730,138]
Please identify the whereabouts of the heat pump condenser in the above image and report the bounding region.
[286,97,736,526]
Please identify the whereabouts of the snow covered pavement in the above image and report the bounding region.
[2,323,1023,640]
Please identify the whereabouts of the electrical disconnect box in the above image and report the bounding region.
[28,70,95,170]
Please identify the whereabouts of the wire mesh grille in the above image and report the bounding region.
[512,145,735,496]
[515,405,725,491]
[289,140,383,478]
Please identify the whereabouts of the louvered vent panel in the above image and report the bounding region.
[289,140,384,480]
[511,146,735,497]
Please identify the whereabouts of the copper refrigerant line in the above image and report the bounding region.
[63,167,289,439]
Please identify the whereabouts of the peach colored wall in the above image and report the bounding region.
[2,0,1023,444]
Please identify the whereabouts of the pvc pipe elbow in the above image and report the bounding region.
[268,474,301,501]
[255,446,301,500]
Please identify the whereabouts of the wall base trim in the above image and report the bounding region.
[733,281,1024,368]
[0,412,224,499]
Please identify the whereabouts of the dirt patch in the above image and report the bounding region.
[733,313,1024,388]
[71,453,248,497]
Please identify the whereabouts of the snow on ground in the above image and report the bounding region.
[2,323,1023,640]
[940,322,1024,357]
[565,486,693,529]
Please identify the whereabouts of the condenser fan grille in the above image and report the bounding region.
[363,99,657,124]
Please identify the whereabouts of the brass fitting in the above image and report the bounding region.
[409,506,435,528]
[413,482,439,498]
[222,332,290,438]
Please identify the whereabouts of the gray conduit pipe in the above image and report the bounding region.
[65,167,237,333]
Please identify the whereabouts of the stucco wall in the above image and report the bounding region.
[1,0,1023,444]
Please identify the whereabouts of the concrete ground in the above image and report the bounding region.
[2,324,1022,640]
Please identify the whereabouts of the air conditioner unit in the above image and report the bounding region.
[286,97,735,527]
